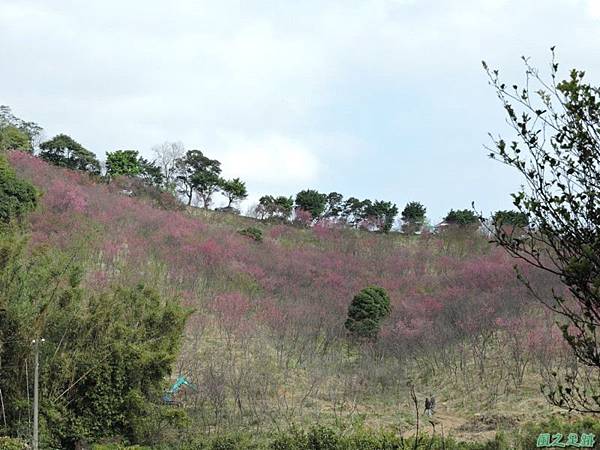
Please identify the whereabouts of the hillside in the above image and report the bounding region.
[6,151,574,444]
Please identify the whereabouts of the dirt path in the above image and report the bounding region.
[401,407,499,443]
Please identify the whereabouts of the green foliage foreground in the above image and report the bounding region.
[0,227,188,448]
[68,417,600,450]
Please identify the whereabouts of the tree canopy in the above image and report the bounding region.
[0,105,43,152]
[106,150,143,178]
[340,197,371,228]
[444,209,478,227]
[221,177,248,208]
[295,189,328,220]
[138,156,164,187]
[39,134,100,174]
[492,210,529,228]
[364,200,398,233]
[257,195,294,221]
[175,150,222,207]
[0,126,32,152]
[323,192,344,219]
[401,201,427,234]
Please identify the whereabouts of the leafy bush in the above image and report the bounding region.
[345,286,391,340]
[210,436,242,450]
[268,426,503,450]
[238,226,263,242]
[0,154,37,223]
[0,437,28,450]
[516,417,600,450]
[0,126,31,152]
[0,227,189,448]
[444,209,478,227]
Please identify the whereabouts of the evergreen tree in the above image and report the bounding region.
[295,189,328,220]
[257,195,294,221]
[401,201,427,234]
[444,209,478,227]
[40,134,100,174]
[364,200,398,233]
[345,286,391,340]
[221,178,248,207]
[106,150,143,178]
[323,192,344,219]
[174,150,222,207]
[492,210,528,228]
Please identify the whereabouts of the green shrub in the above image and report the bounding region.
[268,426,506,450]
[0,437,28,450]
[515,417,600,450]
[270,426,341,450]
[0,231,189,447]
[238,227,263,242]
[91,445,149,450]
[0,155,37,223]
[83,425,537,450]
[270,427,308,450]
[344,286,391,340]
[306,426,339,450]
[344,429,403,450]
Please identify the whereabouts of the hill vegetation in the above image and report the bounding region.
[2,53,600,449]
[1,151,574,448]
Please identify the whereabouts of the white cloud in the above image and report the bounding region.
[589,0,600,18]
[219,134,322,185]
[1,0,600,218]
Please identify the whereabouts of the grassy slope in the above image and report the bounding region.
[8,152,575,443]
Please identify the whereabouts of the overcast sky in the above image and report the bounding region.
[1,0,599,221]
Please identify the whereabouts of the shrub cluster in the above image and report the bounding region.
[0,437,28,450]
[87,425,512,450]
[238,226,264,242]
[0,154,37,223]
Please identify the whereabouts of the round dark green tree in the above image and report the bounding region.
[344,286,391,340]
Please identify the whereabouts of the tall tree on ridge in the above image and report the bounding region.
[105,150,143,179]
[175,149,222,207]
[221,177,248,208]
[401,201,427,234]
[295,189,328,221]
[40,134,100,174]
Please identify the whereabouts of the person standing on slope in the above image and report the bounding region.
[424,397,432,417]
